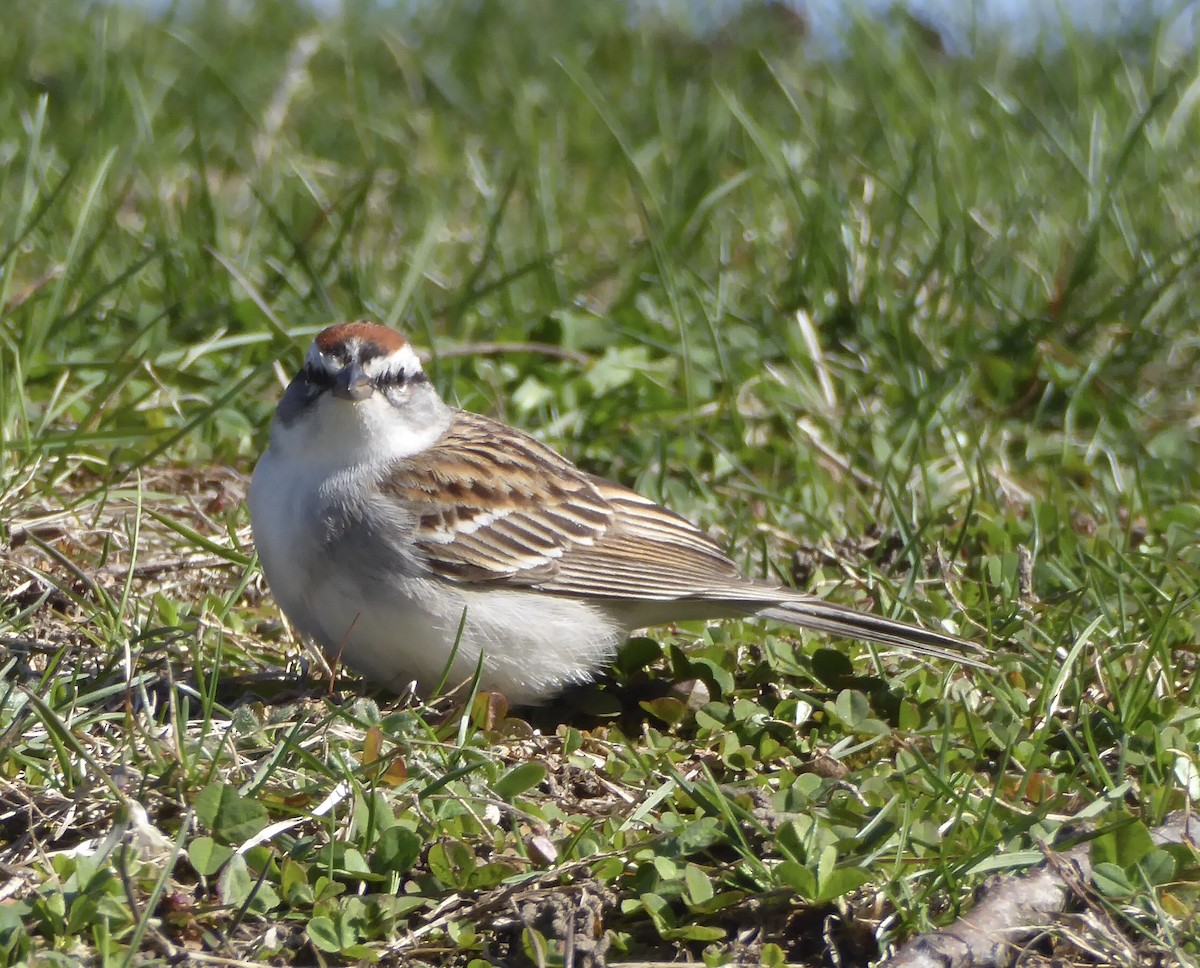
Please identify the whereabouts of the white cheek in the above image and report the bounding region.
[353,396,422,453]
[272,390,449,474]
[364,343,422,381]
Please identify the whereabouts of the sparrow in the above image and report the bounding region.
[248,321,987,705]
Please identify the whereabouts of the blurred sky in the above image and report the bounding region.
[118,0,1199,54]
[629,0,1197,52]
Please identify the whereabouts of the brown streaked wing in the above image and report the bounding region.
[535,481,772,602]
[380,410,613,585]
[378,410,766,602]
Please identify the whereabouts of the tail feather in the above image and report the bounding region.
[756,597,991,670]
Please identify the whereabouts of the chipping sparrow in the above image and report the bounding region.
[249,322,985,705]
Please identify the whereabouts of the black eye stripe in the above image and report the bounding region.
[305,364,334,387]
[374,367,410,387]
[358,345,387,364]
[298,356,427,393]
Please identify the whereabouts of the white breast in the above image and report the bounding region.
[249,444,628,705]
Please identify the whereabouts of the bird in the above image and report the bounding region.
[248,321,987,705]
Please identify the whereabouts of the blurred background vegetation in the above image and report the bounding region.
[2,1,1200,963]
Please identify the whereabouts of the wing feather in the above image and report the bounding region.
[378,410,757,601]
[369,407,988,666]
[375,411,989,666]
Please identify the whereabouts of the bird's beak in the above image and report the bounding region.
[331,362,374,401]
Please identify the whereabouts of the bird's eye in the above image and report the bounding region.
[304,364,334,388]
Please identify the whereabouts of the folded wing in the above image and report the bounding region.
[378,410,988,666]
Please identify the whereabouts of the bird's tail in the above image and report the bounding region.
[755,596,991,669]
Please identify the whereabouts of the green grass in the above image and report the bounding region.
[3,1,1200,964]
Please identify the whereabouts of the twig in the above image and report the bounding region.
[879,811,1197,968]
[99,555,235,578]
